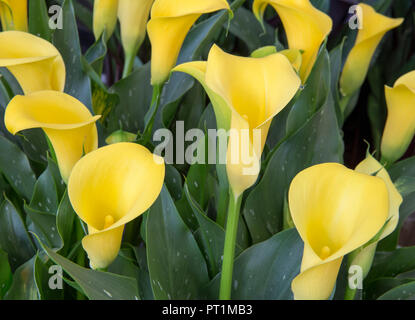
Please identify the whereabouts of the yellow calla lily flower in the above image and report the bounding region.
[4,91,101,183]
[381,71,415,163]
[289,163,389,300]
[174,45,301,198]
[0,31,65,94]
[147,0,231,85]
[252,0,332,82]
[0,0,27,32]
[350,153,402,278]
[251,46,302,73]
[93,0,119,40]
[118,0,154,57]
[68,143,165,269]
[339,3,403,97]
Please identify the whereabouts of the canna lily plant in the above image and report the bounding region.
[381,70,415,164]
[289,163,390,300]
[174,44,301,299]
[68,143,165,270]
[339,3,403,106]
[0,31,65,94]
[252,0,332,82]
[4,91,100,183]
[0,0,27,32]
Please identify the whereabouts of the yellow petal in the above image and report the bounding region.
[118,0,154,56]
[0,0,27,31]
[340,3,403,97]
[251,47,302,72]
[147,0,230,85]
[289,163,389,299]
[68,143,165,269]
[4,91,100,182]
[355,153,402,240]
[253,0,332,82]
[292,250,342,300]
[381,71,415,163]
[175,45,300,196]
[0,31,65,94]
[93,0,119,40]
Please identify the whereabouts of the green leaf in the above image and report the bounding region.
[0,198,35,271]
[53,0,92,110]
[147,186,210,299]
[367,247,415,282]
[228,6,275,53]
[56,191,76,256]
[38,238,140,300]
[243,49,343,243]
[184,184,242,278]
[364,277,412,300]
[28,0,52,41]
[0,248,12,299]
[4,255,39,300]
[107,63,152,134]
[0,135,36,200]
[133,245,154,300]
[34,253,64,300]
[377,281,415,300]
[208,228,303,299]
[165,165,183,202]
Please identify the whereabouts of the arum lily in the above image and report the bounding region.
[381,71,415,164]
[174,44,301,299]
[68,143,165,269]
[252,0,332,82]
[0,0,27,31]
[0,31,65,94]
[147,0,231,86]
[118,0,154,78]
[5,91,100,183]
[251,46,302,73]
[343,153,402,299]
[93,0,119,40]
[289,163,389,300]
[339,3,403,98]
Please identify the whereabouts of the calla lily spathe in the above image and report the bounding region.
[118,0,154,57]
[251,46,302,73]
[289,163,389,300]
[174,45,301,198]
[0,0,27,31]
[68,143,165,269]
[351,153,402,278]
[0,31,65,94]
[381,71,415,164]
[252,0,332,82]
[147,0,231,85]
[93,0,119,40]
[339,3,403,97]
[5,91,100,183]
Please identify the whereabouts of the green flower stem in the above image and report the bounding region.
[121,50,136,79]
[219,189,242,300]
[344,286,357,300]
[141,84,163,146]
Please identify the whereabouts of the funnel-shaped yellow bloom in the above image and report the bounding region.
[340,3,403,97]
[381,71,415,163]
[68,143,165,269]
[147,0,231,85]
[0,0,27,31]
[174,45,301,197]
[253,0,332,82]
[118,0,154,57]
[5,91,100,182]
[0,31,65,94]
[93,0,119,40]
[289,163,389,300]
[251,46,302,73]
[351,154,402,278]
